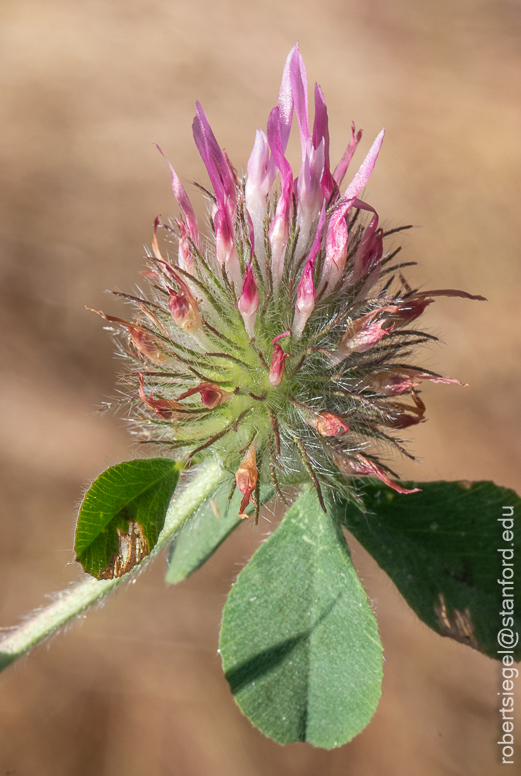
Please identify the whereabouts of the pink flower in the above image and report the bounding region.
[97,44,485,510]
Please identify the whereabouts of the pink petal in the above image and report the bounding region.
[267,107,293,287]
[333,122,363,187]
[238,261,259,336]
[352,200,383,283]
[321,129,385,294]
[312,83,335,201]
[289,43,310,160]
[245,129,276,241]
[192,102,236,207]
[155,145,200,249]
[277,46,296,153]
[293,206,326,336]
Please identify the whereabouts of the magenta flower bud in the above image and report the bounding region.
[269,332,291,386]
[238,261,260,336]
[297,137,325,246]
[267,107,293,287]
[293,260,315,338]
[293,206,326,336]
[165,270,202,334]
[321,130,385,295]
[177,382,233,409]
[351,199,383,284]
[156,145,200,273]
[137,373,182,420]
[313,83,335,202]
[245,130,276,253]
[193,102,241,284]
[333,122,363,189]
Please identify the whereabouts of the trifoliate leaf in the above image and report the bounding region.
[335,479,521,660]
[219,489,382,748]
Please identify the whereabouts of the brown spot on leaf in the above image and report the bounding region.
[434,593,479,650]
[457,480,473,490]
[99,521,149,579]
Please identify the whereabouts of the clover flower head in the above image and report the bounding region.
[95,44,485,518]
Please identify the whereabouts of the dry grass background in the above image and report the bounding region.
[0,0,520,773]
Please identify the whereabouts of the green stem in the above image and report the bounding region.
[0,458,225,672]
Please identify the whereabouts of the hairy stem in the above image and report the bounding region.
[0,458,225,672]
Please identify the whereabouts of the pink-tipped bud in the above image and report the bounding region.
[269,332,291,387]
[137,373,182,420]
[353,215,383,283]
[296,137,325,245]
[293,206,325,337]
[245,129,276,250]
[238,261,259,336]
[177,382,233,409]
[214,205,240,283]
[333,121,363,188]
[236,443,258,519]
[293,260,315,337]
[320,130,385,296]
[166,272,202,334]
[308,412,349,437]
[268,207,289,289]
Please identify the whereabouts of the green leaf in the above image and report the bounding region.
[166,483,274,585]
[219,489,383,748]
[75,458,181,579]
[334,480,521,660]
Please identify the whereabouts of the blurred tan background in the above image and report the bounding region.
[0,0,520,773]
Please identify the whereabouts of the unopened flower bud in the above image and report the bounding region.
[166,274,202,334]
[177,383,233,409]
[236,443,258,519]
[269,332,291,386]
[238,261,259,336]
[137,373,182,420]
[87,309,166,365]
[308,412,349,437]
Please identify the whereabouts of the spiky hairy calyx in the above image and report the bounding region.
[95,45,485,518]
